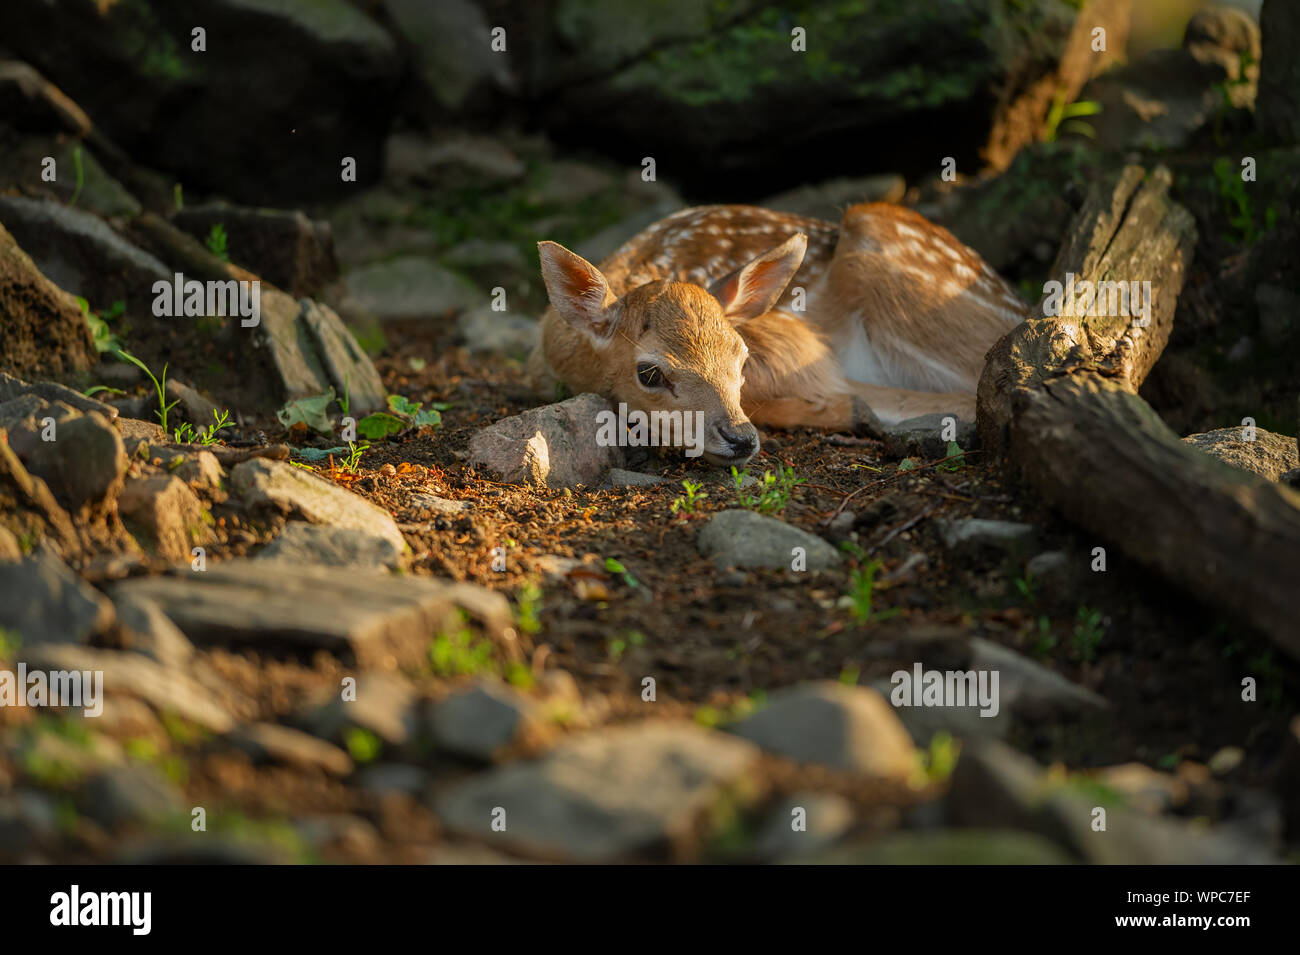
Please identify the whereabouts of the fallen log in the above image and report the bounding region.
[977,165,1300,658]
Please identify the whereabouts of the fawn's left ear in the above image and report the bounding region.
[538,240,619,345]
[708,233,807,321]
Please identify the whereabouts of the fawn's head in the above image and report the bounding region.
[538,234,807,468]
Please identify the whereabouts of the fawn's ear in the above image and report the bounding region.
[708,233,807,321]
[538,241,618,345]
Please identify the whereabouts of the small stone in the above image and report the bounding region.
[257,522,401,570]
[468,393,624,489]
[696,510,840,572]
[117,474,212,563]
[752,792,854,860]
[1182,427,1299,482]
[883,413,976,460]
[406,492,468,517]
[231,458,405,554]
[22,410,127,508]
[226,722,353,776]
[79,765,181,829]
[0,547,114,647]
[728,682,916,779]
[428,681,537,761]
[294,673,416,748]
[968,637,1108,717]
[357,763,430,797]
[937,518,1037,554]
[345,255,481,320]
[606,468,665,487]
[456,306,538,355]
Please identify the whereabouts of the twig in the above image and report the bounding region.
[828,449,983,522]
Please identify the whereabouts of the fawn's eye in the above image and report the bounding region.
[636,362,668,389]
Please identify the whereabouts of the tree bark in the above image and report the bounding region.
[978,164,1300,658]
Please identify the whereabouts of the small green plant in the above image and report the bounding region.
[339,441,368,474]
[0,627,20,659]
[915,731,961,785]
[731,465,803,514]
[1030,615,1057,659]
[670,479,708,514]
[1214,156,1275,244]
[343,727,381,764]
[115,349,180,434]
[76,297,125,354]
[198,408,233,445]
[937,440,966,471]
[514,582,542,637]
[429,614,497,677]
[1071,605,1105,662]
[607,630,647,661]
[844,556,899,625]
[1012,572,1037,605]
[173,182,184,212]
[604,557,639,588]
[205,223,230,263]
[1042,90,1101,143]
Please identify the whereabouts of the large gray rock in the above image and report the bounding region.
[0,547,114,648]
[345,256,482,321]
[231,458,405,554]
[696,510,840,572]
[468,393,625,489]
[727,682,916,779]
[113,560,511,669]
[112,591,195,670]
[0,0,400,202]
[1182,426,1299,481]
[382,0,513,114]
[436,722,760,861]
[0,196,169,315]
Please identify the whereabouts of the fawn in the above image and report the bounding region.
[527,204,1028,467]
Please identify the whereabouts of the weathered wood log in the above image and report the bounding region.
[978,164,1300,658]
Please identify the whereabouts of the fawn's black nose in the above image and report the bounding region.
[718,425,758,459]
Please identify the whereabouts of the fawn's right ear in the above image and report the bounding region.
[538,241,618,345]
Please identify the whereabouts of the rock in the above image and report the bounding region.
[1182,426,1299,481]
[0,60,91,136]
[968,637,1108,718]
[1091,763,1189,815]
[536,0,1097,188]
[0,372,118,420]
[21,410,127,509]
[761,175,907,221]
[606,468,665,487]
[696,510,840,572]
[113,560,511,669]
[1185,5,1262,93]
[1024,549,1071,586]
[0,222,98,377]
[727,682,915,779]
[948,739,1277,864]
[19,644,233,732]
[0,790,58,858]
[344,256,482,321]
[406,493,469,518]
[456,306,539,356]
[384,133,525,189]
[112,592,195,670]
[1258,0,1300,142]
[297,299,386,415]
[937,518,1037,554]
[0,196,170,316]
[117,474,212,563]
[357,763,430,797]
[382,0,513,114]
[0,547,114,647]
[258,522,401,570]
[883,413,977,460]
[0,528,20,562]
[0,0,400,202]
[169,450,225,490]
[163,379,220,430]
[294,674,416,748]
[436,722,760,861]
[428,681,538,761]
[171,205,339,298]
[79,766,181,829]
[231,458,405,554]
[530,160,616,205]
[797,829,1074,865]
[752,792,854,860]
[468,393,625,489]
[225,723,353,776]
